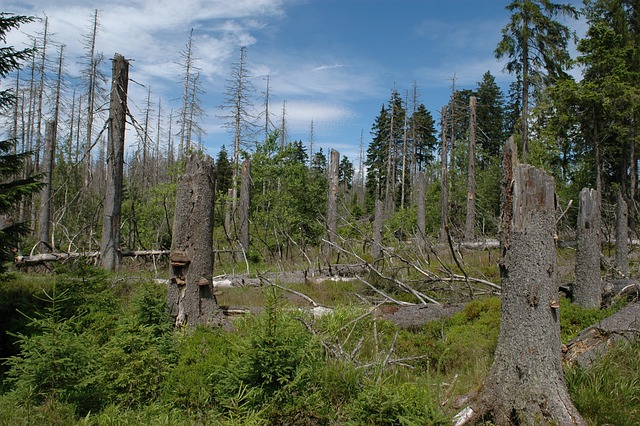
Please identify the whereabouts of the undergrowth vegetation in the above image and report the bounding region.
[0,266,636,425]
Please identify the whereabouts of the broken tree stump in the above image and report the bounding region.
[574,188,602,308]
[463,138,585,426]
[167,154,224,328]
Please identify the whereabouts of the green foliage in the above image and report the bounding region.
[3,282,101,413]
[566,339,640,426]
[558,297,624,343]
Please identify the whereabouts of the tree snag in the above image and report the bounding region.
[238,158,251,252]
[574,188,601,308]
[101,53,129,271]
[327,149,339,244]
[168,154,224,328]
[463,140,585,426]
[615,190,629,278]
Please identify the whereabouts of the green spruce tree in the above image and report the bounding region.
[0,13,44,272]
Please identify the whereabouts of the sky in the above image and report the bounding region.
[4,0,586,164]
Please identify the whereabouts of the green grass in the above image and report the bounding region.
[0,267,636,425]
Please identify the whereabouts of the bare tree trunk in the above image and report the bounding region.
[238,159,251,252]
[440,106,449,242]
[372,199,384,258]
[168,154,223,328]
[615,190,629,277]
[327,149,339,244]
[465,96,477,241]
[465,139,585,426]
[37,120,56,248]
[100,53,129,271]
[416,171,426,250]
[574,188,602,308]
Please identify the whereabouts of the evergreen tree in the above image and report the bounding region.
[0,13,44,272]
[409,103,437,172]
[496,0,578,161]
[214,145,233,196]
[475,71,506,162]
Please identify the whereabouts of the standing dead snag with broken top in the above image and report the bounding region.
[459,139,585,426]
[168,154,223,328]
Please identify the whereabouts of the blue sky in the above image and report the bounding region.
[5,0,584,163]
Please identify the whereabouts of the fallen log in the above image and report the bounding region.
[15,249,172,266]
[563,301,640,368]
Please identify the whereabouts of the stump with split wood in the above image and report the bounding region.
[461,139,585,426]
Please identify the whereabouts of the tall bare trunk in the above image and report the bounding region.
[37,121,56,248]
[100,53,129,271]
[327,149,340,244]
[440,106,449,242]
[465,96,477,241]
[615,190,629,277]
[239,159,251,251]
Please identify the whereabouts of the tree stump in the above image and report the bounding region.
[372,199,384,258]
[574,188,601,308]
[167,154,223,328]
[464,140,585,426]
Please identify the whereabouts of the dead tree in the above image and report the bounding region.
[615,190,629,277]
[327,149,339,244]
[464,96,477,241]
[440,105,449,242]
[238,159,251,252]
[37,120,56,249]
[167,154,223,328]
[574,188,602,308]
[415,171,426,249]
[100,54,129,271]
[461,139,585,426]
[372,199,384,258]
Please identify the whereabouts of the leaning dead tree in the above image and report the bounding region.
[100,53,129,271]
[459,139,585,426]
[167,154,224,328]
[574,187,601,308]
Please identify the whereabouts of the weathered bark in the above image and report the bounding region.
[37,121,56,248]
[238,159,251,251]
[100,54,129,271]
[563,301,639,368]
[327,149,339,244]
[372,199,384,258]
[574,188,602,308]
[440,106,449,242]
[466,139,585,426]
[615,190,629,277]
[415,171,426,249]
[465,96,477,241]
[168,154,223,328]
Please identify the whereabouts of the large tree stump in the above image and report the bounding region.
[463,140,585,426]
[615,190,629,277]
[168,154,223,328]
[574,188,601,308]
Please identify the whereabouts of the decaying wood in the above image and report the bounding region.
[167,154,224,328]
[15,249,171,265]
[574,188,602,308]
[464,139,585,426]
[101,53,129,271]
[563,301,640,368]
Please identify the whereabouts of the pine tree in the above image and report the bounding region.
[0,13,44,272]
[496,0,578,161]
